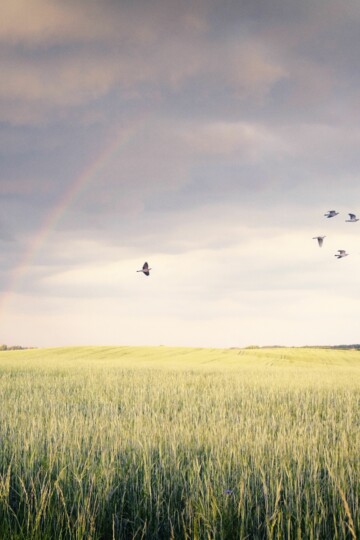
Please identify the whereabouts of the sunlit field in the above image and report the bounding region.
[0,346,359,539]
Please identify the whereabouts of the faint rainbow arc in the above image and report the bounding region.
[0,115,147,318]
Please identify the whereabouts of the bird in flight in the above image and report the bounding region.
[324,210,339,218]
[313,236,326,247]
[334,250,349,259]
[137,262,151,276]
[345,213,359,222]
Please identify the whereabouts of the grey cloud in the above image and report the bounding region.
[0,1,288,125]
[1,0,359,125]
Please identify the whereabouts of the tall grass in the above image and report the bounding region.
[0,346,358,539]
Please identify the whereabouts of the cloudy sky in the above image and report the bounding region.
[1,0,360,348]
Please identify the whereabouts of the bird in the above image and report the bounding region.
[137,262,151,276]
[324,210,339,218]
[345,213,359,222]
[313,236,326,247]
[334,250,349,259]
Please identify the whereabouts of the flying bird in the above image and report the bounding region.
[137,262,151,276]
[313,236,326,247]
[345,213,359,222]
[334,250,349,259]
[324,210,339,218]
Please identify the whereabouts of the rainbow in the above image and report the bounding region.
[0,113,148,319]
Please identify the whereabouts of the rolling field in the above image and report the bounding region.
[0,346,359,539]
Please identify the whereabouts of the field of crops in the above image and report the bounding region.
[0,346,359,539]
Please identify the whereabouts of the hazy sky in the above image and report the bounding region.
[1,0,360,348]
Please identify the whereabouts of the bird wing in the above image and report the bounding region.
[349,213,356,219]
[318,238,324,246]
[338,250,345,255]
[143,270,150,276]
[142,262,149,270]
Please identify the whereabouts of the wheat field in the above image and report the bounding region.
[0,346,359,539]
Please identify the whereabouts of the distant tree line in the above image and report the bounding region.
[243,344,360,350]
[0,345,35,351]
[325,344,360,350]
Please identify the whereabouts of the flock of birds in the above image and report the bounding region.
[313,211,358,258]
[136,210,357,276]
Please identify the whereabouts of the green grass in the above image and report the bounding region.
[0,346,359,539]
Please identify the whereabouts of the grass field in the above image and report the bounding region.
[0,346,359,539]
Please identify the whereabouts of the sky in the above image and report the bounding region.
[1,0,360,349]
